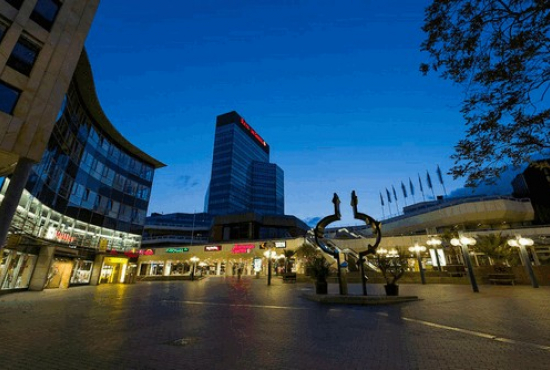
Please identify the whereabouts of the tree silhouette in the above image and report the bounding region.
[421,1,550,186]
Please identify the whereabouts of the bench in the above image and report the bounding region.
[282,273,297,283]
[445,265,466,277]
[488,273,515,285]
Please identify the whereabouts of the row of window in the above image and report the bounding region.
[61,90,155,181]
[6,0,61,31]
[0,0,62,114]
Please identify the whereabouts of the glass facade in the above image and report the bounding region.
[251,162,284,215]
[206,111,284,216]
[1,179,143,252]
[26,83,155,238]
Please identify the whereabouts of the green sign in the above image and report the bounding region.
[166,247,189,253]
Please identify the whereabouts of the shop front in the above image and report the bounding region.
[136,238,302,279]
[43,246,98,289]
[100,257,129,284]
[0,247,39,292]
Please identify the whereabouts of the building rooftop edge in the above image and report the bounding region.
[74,49,166,169]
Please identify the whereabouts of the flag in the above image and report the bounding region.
[379,192,384,206]
[418,173,424,193]
[436,165,444,185]
[426,171,433,189]
[392,185,397,201]
[409,178,415,196]
[386,188,392,203]
[401,181,407,198]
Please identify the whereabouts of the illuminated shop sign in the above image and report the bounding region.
[275,241,286,248]
[166,247,189,253]
[108,249,154,257]
[240,118,267,147]
[46,227,76,243]
[205,245,222,252]
[231,244,255,254]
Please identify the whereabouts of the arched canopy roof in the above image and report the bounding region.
[73,49,166,169]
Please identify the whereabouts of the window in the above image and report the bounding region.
[30,0,61,31]
[0,80,21,114]
[6,0,24,10]
[7,37,40,76]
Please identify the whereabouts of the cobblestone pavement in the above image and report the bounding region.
[1,278,550,370]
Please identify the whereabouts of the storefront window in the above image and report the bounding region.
[44,258,73,289]
[1,251,38,290]
[70,259,93,284]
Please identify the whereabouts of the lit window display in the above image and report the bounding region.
[0,250,37,290]
[1,179,143,252]
[70,259,93,284]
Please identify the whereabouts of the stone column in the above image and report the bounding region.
[28,246,56,291]
[89,254,105,286]
[0,158,35,251]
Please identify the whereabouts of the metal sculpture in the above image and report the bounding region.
[351,190,382,295]
[314,193,345,295]
[313,191,382,296]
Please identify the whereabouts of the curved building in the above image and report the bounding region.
[0,50,165,292]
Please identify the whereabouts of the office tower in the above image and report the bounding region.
[206,111,284,216]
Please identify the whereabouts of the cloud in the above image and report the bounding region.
[175,175,200,190]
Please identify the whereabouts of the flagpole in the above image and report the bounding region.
[409,178,416,204]
[392,186,399,216]
[418,174,426,202]
[436,165,448,197]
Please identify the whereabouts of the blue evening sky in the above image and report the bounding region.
[84,0,476,225]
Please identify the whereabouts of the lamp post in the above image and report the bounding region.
[409,244,427,284]
[264,249,277,286]
[190,256,199,281]
[451,236,479,293]
[508,236,539,288]
[426,237,442,271]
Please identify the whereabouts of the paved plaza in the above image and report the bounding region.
[1,278,550,370]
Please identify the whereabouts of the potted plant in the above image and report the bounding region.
[373,248,408,296]
[307,256,332,294]
[295,242,320,276]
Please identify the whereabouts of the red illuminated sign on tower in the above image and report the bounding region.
[240,118,267,147]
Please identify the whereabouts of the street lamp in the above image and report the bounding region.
[426,237,443,271]
[508,236,539,288]
[409,244,427,284]
[264,249,277,286]
[451,235,479,293]
[190,256,199,281]
[376,247,388,256]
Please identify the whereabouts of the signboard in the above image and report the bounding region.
[275,241,286,248]
[98,238,109,252]
[205,245,222,252]
[253,257,263,272]
[166,247,189,253]
[240,118,267,147]
[109,248,154,256]
[232,244,255,254]
[46,227,76,243]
